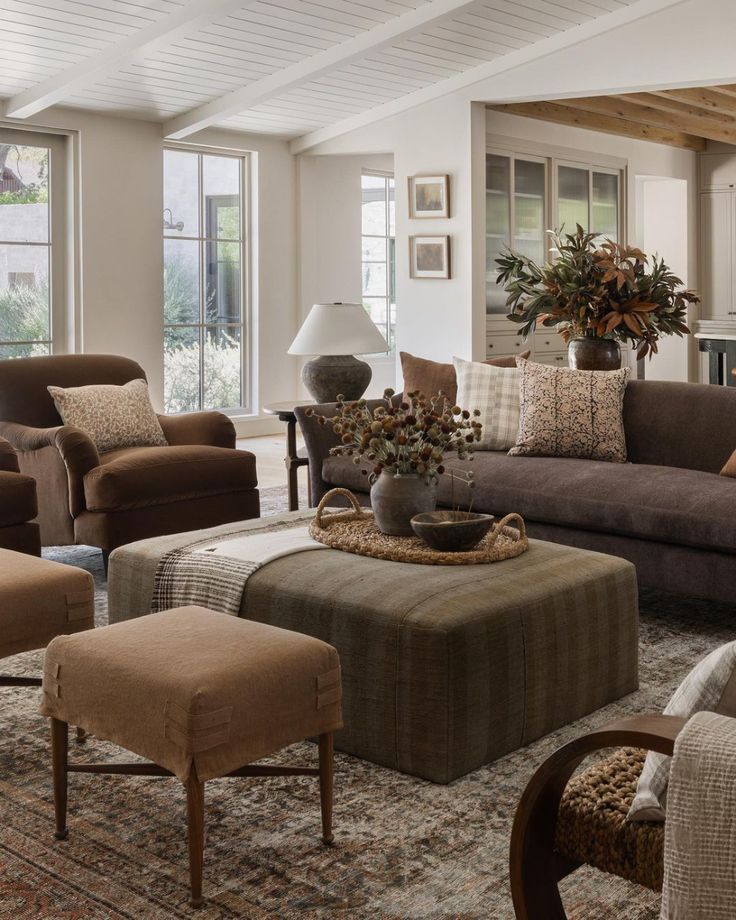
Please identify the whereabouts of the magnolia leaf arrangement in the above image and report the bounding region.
[306,389,482,483]
[496,224,699,359]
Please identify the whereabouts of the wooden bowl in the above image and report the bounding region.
[410,510,494,552]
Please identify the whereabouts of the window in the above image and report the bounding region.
[557,163,620,240]
[485,149,622,314]
[361,172,396,351]
[163,148,248,414]
[0,131,67,358]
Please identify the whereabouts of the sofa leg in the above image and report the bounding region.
[51,718,69,841]
[318,732,334,845]
[186,771,205,908]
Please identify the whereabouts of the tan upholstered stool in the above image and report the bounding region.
[40,606,343,907]
[0,548,95,689]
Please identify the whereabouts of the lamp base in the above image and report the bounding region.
[302,355,373,403]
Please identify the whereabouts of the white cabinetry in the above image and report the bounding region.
[485,317,568,366]
[700,190,736,320]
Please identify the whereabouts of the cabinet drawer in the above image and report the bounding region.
[536,351,568,368]
[534,334,566,354]
[701,155,736,190]
[486,332,526,354]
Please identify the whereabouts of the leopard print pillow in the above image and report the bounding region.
[48,378,168,453]
[509,358,630,463]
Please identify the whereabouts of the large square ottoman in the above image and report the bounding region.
[108,512,639,784]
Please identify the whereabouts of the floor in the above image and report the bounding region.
[237,432,308,492]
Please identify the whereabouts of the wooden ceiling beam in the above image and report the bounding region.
[646,87,736,117]
[562,92,736,144]
[488,102,706,151]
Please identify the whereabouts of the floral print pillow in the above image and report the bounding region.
[509,358,630,463]
[48,378,168,453]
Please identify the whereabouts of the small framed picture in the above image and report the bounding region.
[409,174,450,218]
[409,235,451,279]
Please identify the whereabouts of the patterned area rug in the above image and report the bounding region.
[1,486,734,919]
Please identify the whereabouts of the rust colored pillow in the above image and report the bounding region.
[721,450,736,478]
[400,350,530,403]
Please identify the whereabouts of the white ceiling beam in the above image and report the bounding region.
[5,0,257,119]
[289,0,689,154]
[162,0,479,139]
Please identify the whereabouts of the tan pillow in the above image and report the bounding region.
[720,450,736,478]
[48,378,167,453]
[509,358,630,463]
[400,350,530,403]
[453,356,520,451]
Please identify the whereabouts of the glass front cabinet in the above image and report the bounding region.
[485,146,622,368]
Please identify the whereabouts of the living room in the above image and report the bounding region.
[2,0,736,917]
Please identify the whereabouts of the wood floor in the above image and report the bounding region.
[237,432,307,491]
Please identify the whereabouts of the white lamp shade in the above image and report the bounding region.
[288,303,388,356]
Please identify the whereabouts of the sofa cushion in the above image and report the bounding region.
[0,469,38,527]
[84,446,257,512]
[400,350,530,404]
[322,451,736,554]
[510,358,630,463]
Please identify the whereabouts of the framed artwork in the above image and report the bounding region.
[409,235,451,279]
[408,174,450,219]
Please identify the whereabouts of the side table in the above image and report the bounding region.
[263,401,313,511]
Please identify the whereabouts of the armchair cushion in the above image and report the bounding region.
[83,445,257,512]
[0,469,38,526]
[48,379,167,453]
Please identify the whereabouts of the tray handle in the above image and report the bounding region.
[489,512,527,545]
[314,488,367,529]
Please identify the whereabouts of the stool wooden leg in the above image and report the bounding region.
[75,726,87,744]
[51,718,69,841]
[186,771,205,908]
[318,732,334,845]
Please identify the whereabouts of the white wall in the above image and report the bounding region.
[636,177,690,381]
[1,108,299,432]
[298,152,395,397]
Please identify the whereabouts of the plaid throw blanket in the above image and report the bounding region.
[661,711,736,919]
[150,517,323,616]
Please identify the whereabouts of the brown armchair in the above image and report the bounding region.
[0,354,259,562]
[0,436,40,555]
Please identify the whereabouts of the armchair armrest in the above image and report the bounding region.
[0,421,100,517]
[0,436,19,473]
[157,411,235,449]
[510,714,687,920]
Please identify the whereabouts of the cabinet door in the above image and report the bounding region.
[700,192,734,319]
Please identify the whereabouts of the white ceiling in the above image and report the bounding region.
[0,0,641,143]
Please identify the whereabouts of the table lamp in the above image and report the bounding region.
[288,302,389,402]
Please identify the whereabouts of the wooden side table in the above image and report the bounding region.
[263,402,312,511]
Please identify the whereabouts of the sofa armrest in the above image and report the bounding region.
[157,411,235,448]
[295,397,394,506]
[0,422,100,517]
[0,436,19,473]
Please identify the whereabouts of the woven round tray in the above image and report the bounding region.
[308,488,528,566]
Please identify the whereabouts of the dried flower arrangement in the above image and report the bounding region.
[305,388,482,483]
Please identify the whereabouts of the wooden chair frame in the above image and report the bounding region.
[509,714,687,920]
[50,719,335,908]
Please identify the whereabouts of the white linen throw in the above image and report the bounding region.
[660,711,736,920]
[151,521,326,615]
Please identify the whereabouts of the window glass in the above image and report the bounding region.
[163,149,247,413]
[0,142,51,357]
[592,171,619,241]
[361,173,395,352]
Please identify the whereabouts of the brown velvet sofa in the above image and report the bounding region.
[296,380,736,604]
[0,354,259,560]
[0,437,40,556]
